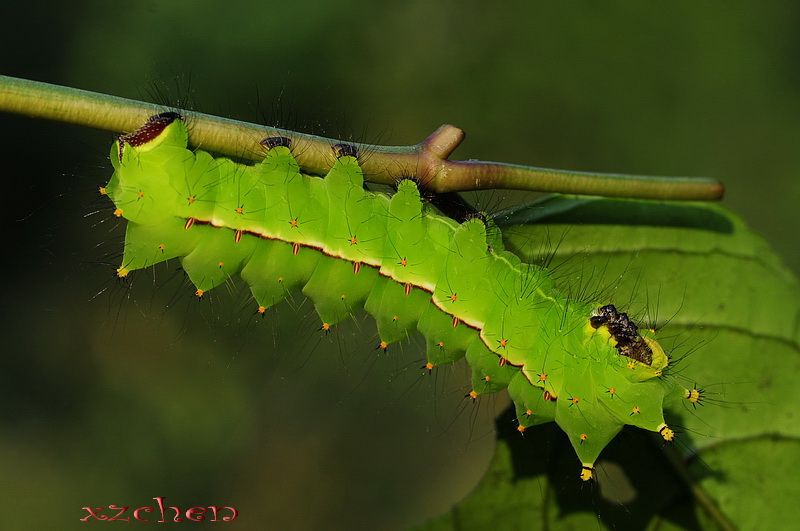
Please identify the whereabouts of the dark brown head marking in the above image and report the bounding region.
[332,143,358,159]
[117,112,184,161]
[590,304,654,365]
[260,136,292,150]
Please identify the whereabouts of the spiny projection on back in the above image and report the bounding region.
[102,112,703,481]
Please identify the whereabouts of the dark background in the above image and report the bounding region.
[2,1,798,529]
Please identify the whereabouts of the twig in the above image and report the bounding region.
[0,75,723,200]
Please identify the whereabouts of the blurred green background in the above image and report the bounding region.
[2,1,798,529]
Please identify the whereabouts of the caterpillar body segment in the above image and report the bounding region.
[104,114,694,479]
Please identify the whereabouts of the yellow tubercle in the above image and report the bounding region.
[116,267,129,278]
[580,465,594,482]
[685,387,703,404]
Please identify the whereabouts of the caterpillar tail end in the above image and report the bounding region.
[580,464,594,482]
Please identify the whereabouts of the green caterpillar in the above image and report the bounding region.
[103,112,702,481]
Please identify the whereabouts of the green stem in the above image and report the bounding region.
[0,75,723,200]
